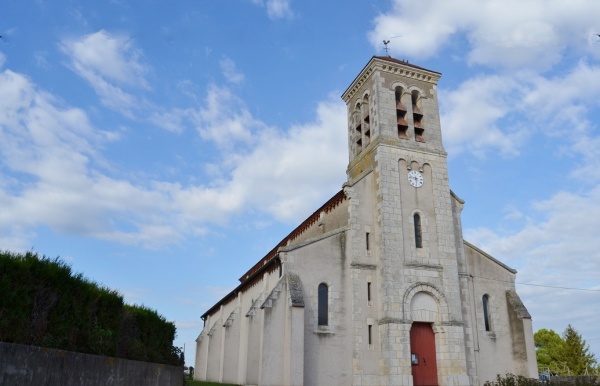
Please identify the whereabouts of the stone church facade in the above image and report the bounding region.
[194,56,538,386]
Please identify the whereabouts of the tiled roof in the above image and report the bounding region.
[201,189,348,320]
[239,189,347,282]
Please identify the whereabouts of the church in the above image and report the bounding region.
[194,56,538,386]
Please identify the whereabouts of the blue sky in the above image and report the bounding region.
[2,0,600,367]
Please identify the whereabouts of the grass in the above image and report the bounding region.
[185,380,240,386]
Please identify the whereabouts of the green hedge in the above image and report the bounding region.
[0,251,181,366]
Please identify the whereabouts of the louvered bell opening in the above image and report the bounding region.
[397,117,408,126]
[415,128,425,142]
[413,120,423,129]
[412,105,422,115]
[396,101,407,111]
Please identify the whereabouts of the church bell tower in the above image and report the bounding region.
[341,56,472,386]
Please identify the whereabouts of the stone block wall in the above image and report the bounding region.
[0,341,182,386]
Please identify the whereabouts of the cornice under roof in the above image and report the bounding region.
[341,56,441,102]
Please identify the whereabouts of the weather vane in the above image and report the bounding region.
[382,36,402,55]
[383,40,391,54]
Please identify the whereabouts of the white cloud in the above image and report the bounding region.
[520,61,600,181]
[369,0,600,69]
[191,84,263,148]
[226,97,347,221]
[166,95,347,225]
[0,68,181,248]
[523,61,600,122]
[0,226,35,252]
[0,70,102,178]
[148,108,189,133]
[0,63,347,249]
[220,57,244,85]
[62,30,149,88]
[467,187,600,275]
[464,185,600,350]
[251,0,294,20]
[440,62,600,158]
[570,134,600,182]
[370,1,461,60]
[59,30,206,136]
[61,30,149,117]
[34,51,50,69]
[440,74,525,157]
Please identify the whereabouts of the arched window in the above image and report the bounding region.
[414,213,423,248]
[318,283,328,326]
[482,294,491,331]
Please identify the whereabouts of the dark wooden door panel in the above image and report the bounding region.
[410,322,438,386]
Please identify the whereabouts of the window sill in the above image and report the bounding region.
[314,325,335,334]
[486,331,496,339]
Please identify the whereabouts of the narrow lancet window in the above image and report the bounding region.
[318,283,329,326]
[483,294,491,331]
[414,213,423,248]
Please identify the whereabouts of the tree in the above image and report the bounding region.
[535,328,566,374]
[562,324,597,375]
[534,326,597,376]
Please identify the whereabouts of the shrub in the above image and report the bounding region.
[0,250,181,365]
[484,374,541,386]
[484,373,600,386]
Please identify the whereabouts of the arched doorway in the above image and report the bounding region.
[410,322,438,386]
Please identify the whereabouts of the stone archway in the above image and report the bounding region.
[402,282,449,323]
[403,284,446,386]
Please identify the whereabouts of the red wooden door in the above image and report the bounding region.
[410,322,438,386]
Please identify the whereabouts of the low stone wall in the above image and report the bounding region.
[549,375,600,384]
[0,341,182,386]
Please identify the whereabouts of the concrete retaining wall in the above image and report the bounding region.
[0,341,183,386]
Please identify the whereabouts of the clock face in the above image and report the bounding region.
[408,170,424,188]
